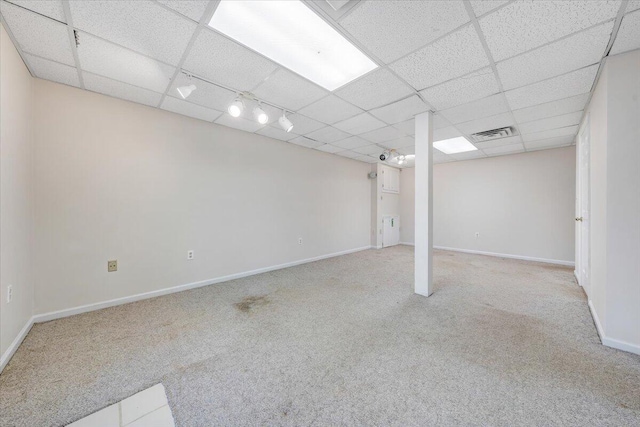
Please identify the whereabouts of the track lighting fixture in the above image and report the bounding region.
[278,111,293,133]
[228,98,244,118]
[253,104,269,125]
[176,84,196,99]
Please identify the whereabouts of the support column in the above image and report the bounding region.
[415,111,433,297]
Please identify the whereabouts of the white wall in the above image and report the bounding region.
[585,49,640,353]
[32,79,371,315]
[0,25,35,358]
[400,147,576,264]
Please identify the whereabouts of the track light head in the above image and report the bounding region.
[228,98,244,117]
[253,104,269,125]
[176,84,196,99]
[278,112,293,132]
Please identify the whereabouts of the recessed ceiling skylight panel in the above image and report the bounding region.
[209,0,378,91]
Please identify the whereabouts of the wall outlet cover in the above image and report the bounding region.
[108,260,118,272]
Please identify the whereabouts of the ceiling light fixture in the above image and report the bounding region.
[253,103,269,125]
[433,136,478,154]
[208,0,377,91]
[278,111,294,133]
[176,84,196,99]
[228,97,244,117]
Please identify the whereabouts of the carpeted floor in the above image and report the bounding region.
[1,246,639,426]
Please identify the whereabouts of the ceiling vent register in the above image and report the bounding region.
[471,126,515,143]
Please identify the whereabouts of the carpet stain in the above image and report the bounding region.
[235,295,270,313]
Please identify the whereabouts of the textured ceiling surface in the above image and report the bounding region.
[1,0,637,166]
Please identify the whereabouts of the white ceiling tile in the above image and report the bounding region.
[183,29,278,90]
[78,33,175,93]
[168,74,236,112]
[332,136,371,150]
[305,126,351,144]
[215,114,264,133]
[284,114,325,135]
[24,53,79,88]
[160,96,221,122]
[524,135,575,151]
[256,126,298,142]
[474,135,522,149]
[69,0,196,66]
[497,21,614,90]
[289,136,324,149]
[522,125,578,143]
[369,95,429,124]
[157,0,209,22]
[333,113,386,134]
[505,64,598,110]
[360,126,407,143]
[420,67,499,111]
[483,143,525,156]
[392,119,415,136]
[335,150,361,159]
[449,150,486,160]
[470,1,508,17]
[479,0,621,62]
[512,93,590,123]
[439,93,509,124]
[519,111,583,135]
[314,144,344,154]
[340,0,469,63]
[353,144,384,155]
[627,1,640,12]
[0,1,74,65]
[298,95,362,124]
[398,146,415,155]
[457,112,514,135]
[252,68,328,111]
[433,114,451,130]
[334,68,414,110]
[390,25,490,90]
[83,72,163,107]
[353,155,379,164]
[610,9,640,55]
[9,0,65,21]
[379,136,414,149]
[433,126,463,142]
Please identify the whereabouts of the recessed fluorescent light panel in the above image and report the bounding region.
[209,0,378,91]
[433,137,478,154]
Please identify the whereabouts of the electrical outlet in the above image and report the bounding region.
[187,250,194,260]
[298,238,303,245]
[7,285,12,303]
[108,260,117,272]
[475,232,480,238]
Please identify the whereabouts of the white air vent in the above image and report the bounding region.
[471,126,515,143]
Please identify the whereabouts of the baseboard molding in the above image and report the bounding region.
[0,316,35,373]
[33,245,371,324]
[433,246,575,267]
[587,299,640,355]
[399,242,414,246]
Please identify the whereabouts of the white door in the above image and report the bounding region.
[383,216,400,247]
[576,115,590,295]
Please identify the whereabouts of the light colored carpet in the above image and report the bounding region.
[1,247,639,426]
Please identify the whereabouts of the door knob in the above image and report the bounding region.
[575,217,583,221]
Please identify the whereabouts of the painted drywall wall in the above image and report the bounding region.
[585,49,640,353]
[400,147,576,264]
[32,79,371,314]
[0,25,35,357]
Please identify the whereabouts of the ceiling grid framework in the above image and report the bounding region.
[0,0,636,166]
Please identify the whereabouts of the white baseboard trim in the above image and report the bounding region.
[433,246,575,267]
[588,299,640,355]
[399,242,414,246]
[0,316,35,373]
[33,245,371,324]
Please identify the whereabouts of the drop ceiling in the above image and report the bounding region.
[1,0,637,166]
